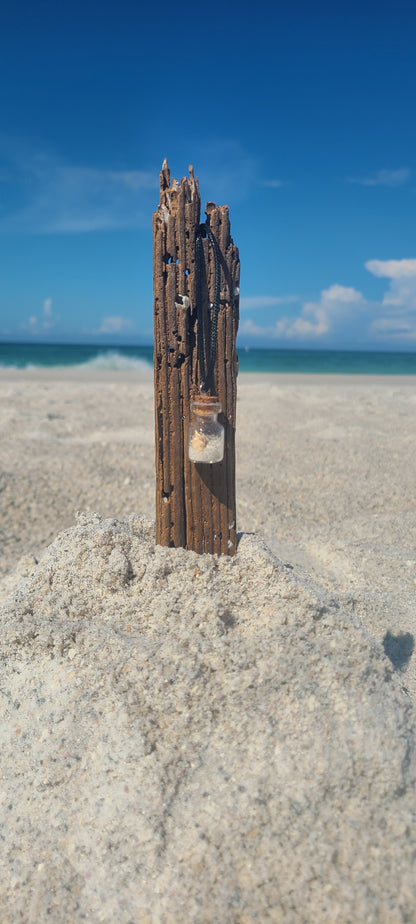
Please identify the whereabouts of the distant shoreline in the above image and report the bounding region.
[1,367,415,386]
[1,342,416,377]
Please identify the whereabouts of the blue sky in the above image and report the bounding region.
[1,0,415,350]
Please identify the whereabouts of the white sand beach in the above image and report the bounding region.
[1,368,416,921]
[1,368,415,687]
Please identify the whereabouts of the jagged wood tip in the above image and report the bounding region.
[158,160,199,209]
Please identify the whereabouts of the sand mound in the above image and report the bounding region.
[1,513,415,922]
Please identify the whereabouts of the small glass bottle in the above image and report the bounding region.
[188,396,224,464]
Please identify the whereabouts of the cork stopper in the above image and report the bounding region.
[191,396,221,416]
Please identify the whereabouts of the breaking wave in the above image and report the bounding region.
[78,351,152,372]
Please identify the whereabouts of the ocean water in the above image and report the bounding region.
[0,343,154,373]
[1,342,416,375]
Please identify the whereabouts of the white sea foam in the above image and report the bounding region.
[0,350,153,373]
[78,351,152,372]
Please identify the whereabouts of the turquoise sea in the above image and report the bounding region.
[1,342,416,375]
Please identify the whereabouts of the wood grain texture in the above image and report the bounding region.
[153,160,240,555]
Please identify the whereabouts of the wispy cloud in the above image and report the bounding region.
[0,142,158,234]
[95,316,136,334]
[0,137,263,233]
[240,295,299,310]
[240,263,416,345]
[19,316,38,332]
[261,179,284,188]
[370,317,415,337]
[189,139,257,203]
[347,168,411,187]
[43,297,52,317]
[19,297,58,332]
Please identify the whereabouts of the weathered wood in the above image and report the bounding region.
[153,159,240,555]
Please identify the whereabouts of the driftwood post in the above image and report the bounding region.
[153,159,240,555]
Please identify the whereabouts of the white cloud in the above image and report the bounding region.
[287,285,365,338]
[240,285,365,342]
[365,260,416,341]
[97,316,135,334]
[286,304,329,337]
[365,259,416,279]
[240,263,416,346]
[348,168,411,187]
[321,284,362,303]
